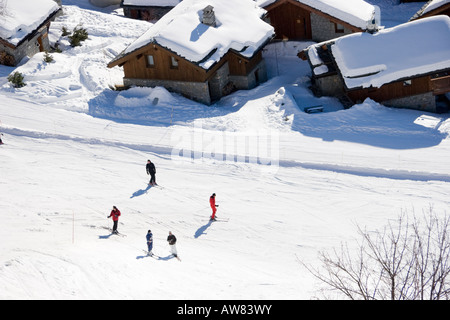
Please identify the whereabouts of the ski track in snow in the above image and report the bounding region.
[2,124,450,183]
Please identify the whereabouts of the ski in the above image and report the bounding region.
[147,183,163,189]
[102,226,126,237]
[210,217,229,222]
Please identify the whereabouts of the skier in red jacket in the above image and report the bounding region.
[108,206,121,234]
[210,193,218,220]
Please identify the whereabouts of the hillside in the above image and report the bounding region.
[0,0,449,300]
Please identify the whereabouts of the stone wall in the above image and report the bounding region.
[310,13,355,43]
[313,73,344,97]
[383,92,437,112]
[209,62,230,102]
[230,59,268,90]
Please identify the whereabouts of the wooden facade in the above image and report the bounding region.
[262,0,364,41]
[346,75,433,103]
[111,43,263,82]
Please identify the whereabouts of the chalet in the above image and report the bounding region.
[0,0,61,66]
[410,0,450,20]
[299,15,450,113]
[121,0,182,22]
[256,0,380,42]
[108,0,274,105]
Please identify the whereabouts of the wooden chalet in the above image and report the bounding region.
[108,0,274,105]
[257,0,379,42]
[0,0,61,66]
[121,0,182,22]
[299,16,450,113]
[410,0,450,21]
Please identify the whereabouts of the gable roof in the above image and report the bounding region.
[109,0,274,70]
[410,0,450,20]
[0,0,60,46]
[256,0,379,31]
[306,15,450,89]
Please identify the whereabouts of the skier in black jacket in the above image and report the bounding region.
[146,159,156,186]
[167,231,177,257]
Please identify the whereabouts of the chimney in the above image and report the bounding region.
[367,11,378,34]
[202,5,216,27]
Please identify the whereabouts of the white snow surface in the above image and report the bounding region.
[331,15,450,89]
[0,0,60,46]
[122,0,274,70]
[0,0,449,300]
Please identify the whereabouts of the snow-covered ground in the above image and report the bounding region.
[0,0,449,300]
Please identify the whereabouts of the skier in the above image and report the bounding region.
[146,230,153,256]
[146,159,156,186]
[167,231,177,257]
[210,193,218,220]
[107,206,121,234]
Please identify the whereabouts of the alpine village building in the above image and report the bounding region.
[0,0,61,66]
[256,0,380,42]
[108,0,274,105]
[299,15,450,113]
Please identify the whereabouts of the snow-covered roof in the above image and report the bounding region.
[114,0,274,70]
[411,0,450,20]
[329,15,450,89]
[0,0,60,46]
[122,0,181,6]
[421,0,450,14]
[256,0,379,30]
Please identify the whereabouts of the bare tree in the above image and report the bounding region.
[301,208,450,300]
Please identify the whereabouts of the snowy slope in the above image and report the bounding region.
[0,0,449,300]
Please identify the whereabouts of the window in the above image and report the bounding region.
[170,56,179,69]
[403,79,412,86]
[146,55,155,67]
[335,23,344,33]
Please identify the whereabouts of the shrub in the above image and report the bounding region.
[7,72,26,88]
[43,51,54,63]
[68,26,89,47]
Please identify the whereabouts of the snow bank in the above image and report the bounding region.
[114,86,176,108]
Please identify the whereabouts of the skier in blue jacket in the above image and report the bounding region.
[146,230,153,256]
